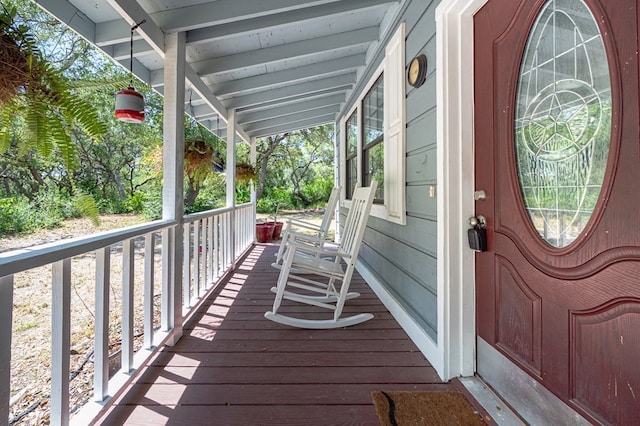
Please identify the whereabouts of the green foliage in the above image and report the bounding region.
[0,197,34,234]
[141,191,163,221]
[74,192,100,226]
[0,15,107,168]
[0,188,79,234]
[0,1,337,235]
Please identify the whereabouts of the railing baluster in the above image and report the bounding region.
[51,259,71,425]
[183,223,191,309]
[193,220,200,302]
[122,239,134,373]
[207,216,214,287]
[1,275,14,424]
[161,228,170,331]
[225,212,231,270]
[94,247,110,401]
[213,215,219,280]
[144,233,155,349]
[0,200,257,423]
[201,219,207,295]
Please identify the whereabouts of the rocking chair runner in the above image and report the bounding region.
[272,186,341,268]
[265,182,377,329]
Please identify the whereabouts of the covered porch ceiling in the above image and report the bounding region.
[37,0,402,143]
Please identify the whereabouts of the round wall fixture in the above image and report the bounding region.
[408,54,427,88]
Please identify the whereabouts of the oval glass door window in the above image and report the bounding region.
[514,0,611,248]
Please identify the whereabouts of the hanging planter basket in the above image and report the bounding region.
[115,86,145,123]
[0,32,28,106]
[235,163,256,184]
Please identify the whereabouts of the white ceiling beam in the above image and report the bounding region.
[35,0,97,43]
[215,54,365,97]
[189,104,218,120]
[149,69,164,87]
[153,0,336,33]
[248,114,337,139]
[193,26,379,76]
[95,20,136,46]
[186,0,397,45]
[237,87,353,113]
[116,57,151,85]
[104,0,245,141]
[237,94,345,124]
[105,0,165,56]
[224,74,355,110]
[244,106,339,133]
[112,39,154,61]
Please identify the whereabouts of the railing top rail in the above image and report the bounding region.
[183,201,254,222]
[0,219,177,278]
[1,201,257,279]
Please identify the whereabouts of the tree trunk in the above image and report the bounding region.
[256,133,288,199]
[185,178,199,208]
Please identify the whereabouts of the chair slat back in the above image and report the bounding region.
[338,181,377,261]
[318,186,341,236]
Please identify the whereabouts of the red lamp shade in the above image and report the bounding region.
[115,87,145,123]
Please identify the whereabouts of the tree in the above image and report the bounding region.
[0,1,110,222]
[280,126,334,205]
[255,132,289,199]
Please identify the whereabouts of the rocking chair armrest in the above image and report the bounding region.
[288,240,351,260]
[286,229,323,243]
[285,218,323,231]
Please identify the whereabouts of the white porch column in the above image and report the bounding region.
[162,31,186,345]
[250,136,257,166]
[227,110,237,266]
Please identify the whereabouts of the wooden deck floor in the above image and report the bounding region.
[91,244,458,425]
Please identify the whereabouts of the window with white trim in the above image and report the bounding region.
[362,74,385,203]
[340,22,406,224]
[345,111,358,200]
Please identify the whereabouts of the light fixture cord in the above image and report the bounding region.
[129,19,146,87]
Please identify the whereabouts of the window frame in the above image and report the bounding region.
[361,74,385,204]
[339,22,406,225]
[345,110,359,200]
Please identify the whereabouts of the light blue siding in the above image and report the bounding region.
[338,0,440,340]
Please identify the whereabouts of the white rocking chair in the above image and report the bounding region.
[272,186,341,269]
[265,182,377,329]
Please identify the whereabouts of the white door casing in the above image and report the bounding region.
[435,0,489,379]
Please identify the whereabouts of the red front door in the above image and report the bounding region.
[474,0,640,424]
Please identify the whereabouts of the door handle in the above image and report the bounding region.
[469,215,486,228]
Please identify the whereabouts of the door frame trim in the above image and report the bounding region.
[435,0,489,379]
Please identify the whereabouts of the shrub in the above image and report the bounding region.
[0,197,33,234]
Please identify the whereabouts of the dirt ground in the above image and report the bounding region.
[1,211,330,425]
[1,215,152,425]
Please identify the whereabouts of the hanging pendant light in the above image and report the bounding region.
[115,20,146,123]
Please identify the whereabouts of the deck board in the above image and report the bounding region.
[90,243,454,425]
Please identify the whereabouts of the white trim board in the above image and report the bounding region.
[434,0,490,379]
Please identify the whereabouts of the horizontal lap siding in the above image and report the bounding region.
[340,0,441,341]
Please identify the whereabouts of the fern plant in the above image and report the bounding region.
[0,5,108,223]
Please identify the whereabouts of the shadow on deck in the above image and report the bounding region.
[91,244,454,425]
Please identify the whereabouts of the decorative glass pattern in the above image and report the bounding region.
[514,0,611,247]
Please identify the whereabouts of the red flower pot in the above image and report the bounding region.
[267,221,284,240]
[256,223,275,243]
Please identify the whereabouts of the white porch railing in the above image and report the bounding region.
[0,201,255,426]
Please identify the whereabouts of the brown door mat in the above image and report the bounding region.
[372,390,489,426]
